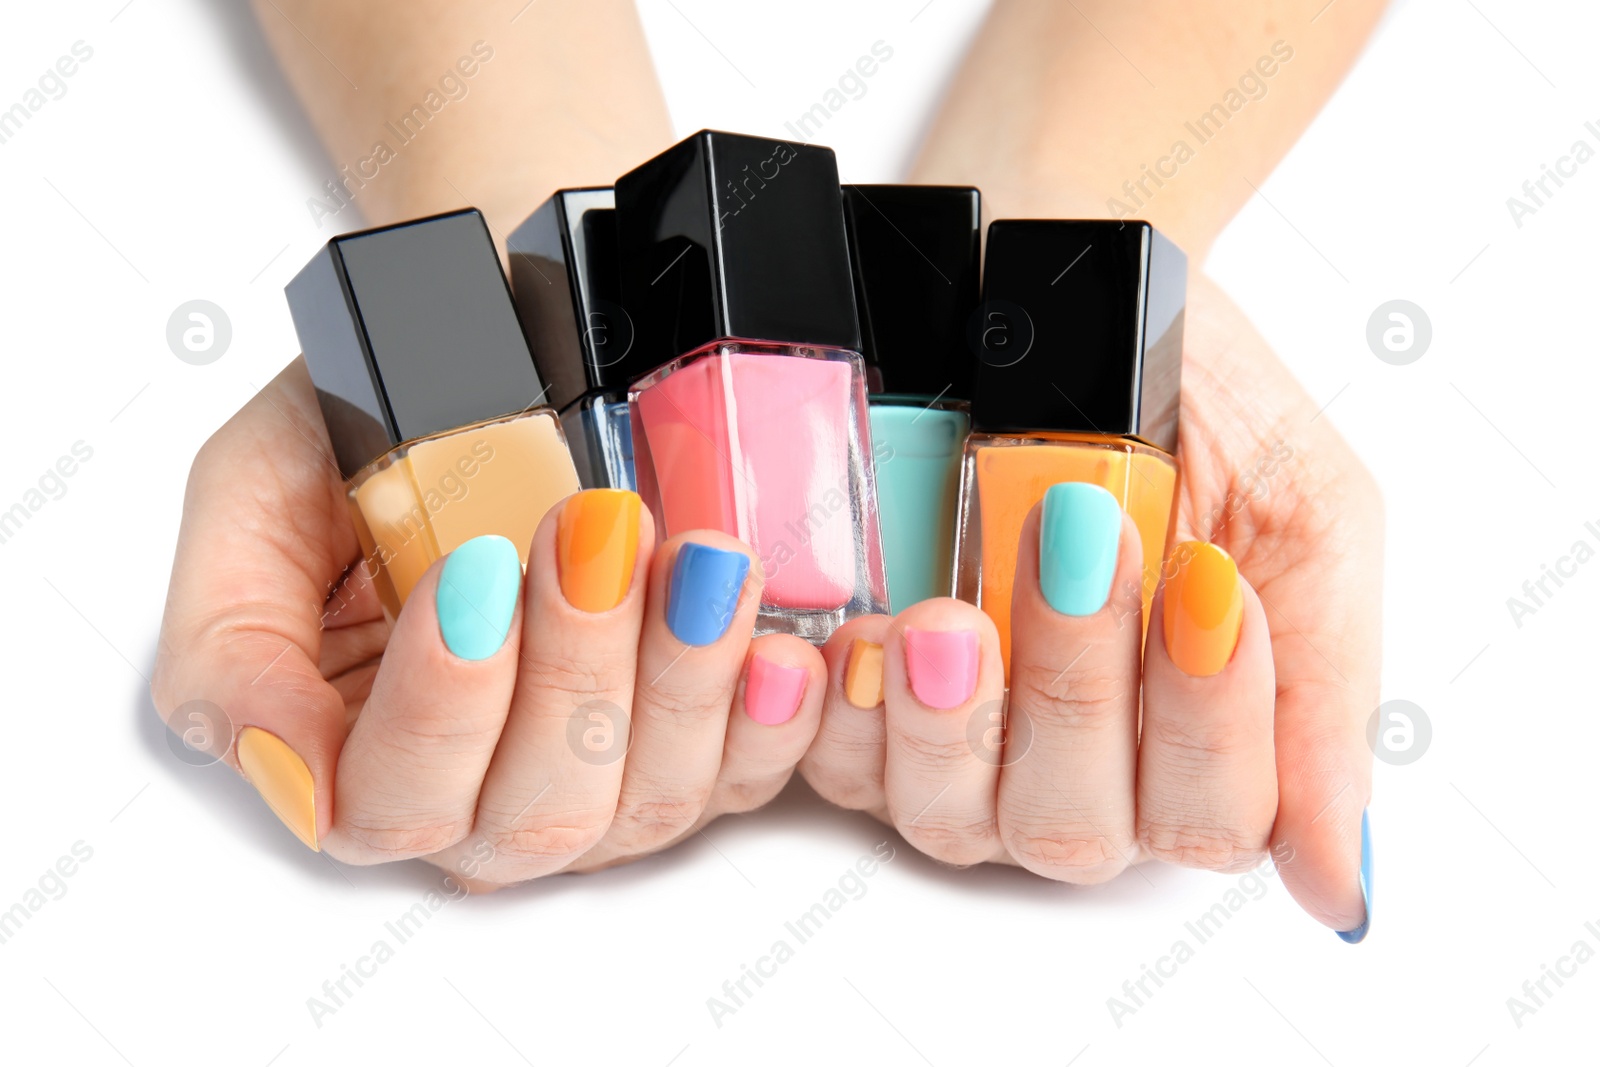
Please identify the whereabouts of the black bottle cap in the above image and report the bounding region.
[615,129,862,368]
[508,188,637,410]
[842,185,981,399]
[286,209,550,478]
[972,220,1186,452]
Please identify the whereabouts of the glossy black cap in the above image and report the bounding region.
[286,209,550,478]
[972,220,1186,452]
[842,185,981,399]
[615,129,862,367]
[508,188,637,410]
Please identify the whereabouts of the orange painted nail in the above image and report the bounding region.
[1162,541,1243,677]
[237,727,319,851]
[557,490,641,613]
[844,639,885,708]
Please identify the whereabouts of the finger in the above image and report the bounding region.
[150,358,357,852]
[328,535,523,863]
[429,490,651,886]
[799,614,892,816]
[882,599,1005,866]
[999,485,1144,883]
[584,533,760,863]
[1137,542,1277,874]
[708,634,827,815]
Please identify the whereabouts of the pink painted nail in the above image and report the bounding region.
[903,628,979,710]
[744,656,809,725]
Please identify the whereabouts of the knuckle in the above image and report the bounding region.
[490,817,612,866]
[893,729,979,777]
[1144,713,1255,766]
[1010,660,1134,732]
[635,677,732,730]
[897,812,996,867]
[799,757,882,811]
[1005,827,1129,883]
[609,792,709,852]
[340,816,472,861]
[714,773,788,815]
[1139,822,1267,872]
[522,651,632,702]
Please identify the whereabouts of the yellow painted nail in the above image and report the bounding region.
[1162,541,1244,677]
[237,727,319,851]
[844,639,885,709]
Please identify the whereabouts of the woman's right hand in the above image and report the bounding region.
[152,357,825,889]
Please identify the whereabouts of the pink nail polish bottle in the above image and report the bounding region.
[616,131,888,642]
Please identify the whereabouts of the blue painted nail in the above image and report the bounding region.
[436,535,522,661]
[667,543,750,646]
[1039,482,1123,616]
[1336,809,1373,944]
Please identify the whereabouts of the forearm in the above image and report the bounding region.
[252,0,672,239]
[910,0,1387,257]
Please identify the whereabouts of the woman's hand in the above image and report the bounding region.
[152,358,825,889]
[801,273,1382,940]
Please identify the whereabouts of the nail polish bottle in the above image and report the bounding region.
[508,188,642,491]
[616,130,888,641]
[954,220,1186,668]
[842,184,981,612]
[287,208,581,619]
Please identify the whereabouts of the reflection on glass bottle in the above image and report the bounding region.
[953,220,1187,672]
[617,130,888,641]
[842,184,981,612]
[287,209,581,619]
[509,187,639,491]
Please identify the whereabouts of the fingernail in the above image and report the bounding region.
[844,639,885,709]
[1039,482,1123,616]
[903,628,979,709]
[237,727,318,851]
[1162,541,1243,677]
[437,534,522,661]
[745,656,808,725]
[558,490,641,613]
[667,542,751,646]
[1337,809,1373,944]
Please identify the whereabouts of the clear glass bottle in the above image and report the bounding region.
[287,209,580,620]
[509,187,641,491]
[618,131,888,641]
[842,184,981,612]
[953,220,1188,671]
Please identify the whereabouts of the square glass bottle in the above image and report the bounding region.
[287,209,581,620]
[508,188,641,491]
[616,130,888,641]
[842,184,981,612]
[954,220,1187,670]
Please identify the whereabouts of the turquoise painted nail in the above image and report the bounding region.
[1336,809,1373,944]
[436,535,522,661]
[1039,482,1123,616]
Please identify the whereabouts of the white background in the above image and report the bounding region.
[1,0,1595,1063]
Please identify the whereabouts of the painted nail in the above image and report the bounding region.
[558,489,641,613]
[237,727,318,851]
[744,656,808,725]
[436,534,523,660]
[903,628,979,710]
[1162,541,1244,677]
[844,639,885,709]
[667,542,751,646]
[1337,809,1373,944]
[1039,482,1123,616]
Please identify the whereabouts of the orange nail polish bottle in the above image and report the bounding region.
[287,210,581,619]
[953,221,1187,670]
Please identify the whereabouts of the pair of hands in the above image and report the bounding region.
[152,275,1380,937]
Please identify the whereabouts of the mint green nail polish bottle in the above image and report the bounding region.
[843,185,980,613]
